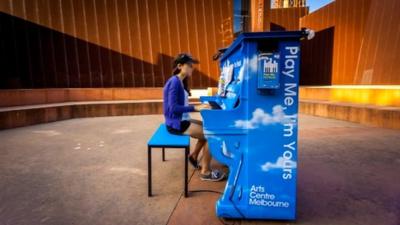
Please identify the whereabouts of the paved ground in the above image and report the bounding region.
[0,114,399,225]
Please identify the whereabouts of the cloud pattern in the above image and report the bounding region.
[260,157,297,172]
[234,105,296,129]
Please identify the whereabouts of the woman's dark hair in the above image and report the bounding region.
[173,65,192,96]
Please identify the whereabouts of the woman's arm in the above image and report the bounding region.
[168,80,195,113]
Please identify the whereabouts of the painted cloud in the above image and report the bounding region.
[237,54,258,83]
[260,157,297,172]
[234,105,296,129]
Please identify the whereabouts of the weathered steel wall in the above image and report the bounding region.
[300,0,400,85]
[0,0,233,88]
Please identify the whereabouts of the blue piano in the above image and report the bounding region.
[200,30,310,220]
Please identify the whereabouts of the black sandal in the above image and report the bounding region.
[188,156,201,169]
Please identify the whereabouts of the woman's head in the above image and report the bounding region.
[173,53,198,96]
[172,53,199,77]
[175,62,193,77]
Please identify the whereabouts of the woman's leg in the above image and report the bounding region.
[190,139,205,161]
[187,118,205,160]
[183,121,205,140]
[183,122,212,174]
[200,142,211,174]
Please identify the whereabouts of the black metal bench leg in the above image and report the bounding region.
[162,147,165,161]
[184,146,189,197]
[148,145,152,197]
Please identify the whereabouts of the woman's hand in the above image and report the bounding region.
[194,103,211,111]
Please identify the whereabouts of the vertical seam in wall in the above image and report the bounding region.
[114,0,125,87]
[193,0,201,87]
[183,0,191,54]
[22,0,35,87]
[134,0,145,86]
[341,1,348,84]
[35,0,46,87]
[349,0,357,84]
[154,0,165,85]
[377,0,396,84]
[144,0,155,87]
[8,0,22,87]
[386,1,400,82]
[46,0,59,87]
[173,0,181,51]
[81,0,93,87]
[124,0,135,87]
[369,0,388,84]
[201,0,210,87]
[359,0,374,85]
[210,0,218,84]
[353,0,363,84]
[92,0,104,87]
[70,0,81,87]
[165,0,172,60]
[104,0,114,86]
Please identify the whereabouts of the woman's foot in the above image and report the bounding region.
[188,155,201,169]
[199,169,226,182]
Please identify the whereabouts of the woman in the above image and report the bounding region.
[163,53,225,182]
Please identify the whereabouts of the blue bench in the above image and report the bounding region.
[147,124,190,197]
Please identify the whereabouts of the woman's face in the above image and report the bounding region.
[178,63,193,77]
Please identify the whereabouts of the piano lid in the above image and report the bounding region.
[220,31,307,62]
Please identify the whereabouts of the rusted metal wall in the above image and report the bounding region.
[269,6,308,31]
[300,27,334,85]
[0,0,233,88]
[250,0,271,32]
[300,0,400,85]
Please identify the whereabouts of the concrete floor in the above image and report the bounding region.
[0,114,399,225]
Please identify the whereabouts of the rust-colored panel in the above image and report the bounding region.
[72,0,91,87]
[355,0,400,85]
[155,0,172,86]
[81,0,99,50]
[38,0,58,87]
[37,0,50,27]
[48,0,63,31]
[0,0,11,13]
[208,0,221,86]
[270,7,308,31]
[72,0,85,38]
[147,0,164,87]
[197,0,211,87]
[106,0,124,87]
[116,0,134,87]
[61,0,82,87]
[1,0,235,88]
[203,0,217,86]
[185,0,200,88]
[11,0,26,19]
[137,0,154,87]
[83,0,103,87]
[300,27,334,85]
[301,0,400,84]
[223,0,234,47]
[301,0,400,85]
[60,0,75,37]
[126,0,144,86]
[382,0,400,84]
[95,0,113,87]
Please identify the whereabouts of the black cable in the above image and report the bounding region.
[190,189,223,194]
[189,156,242,225]
[189,183,241,225]
[228,154,246,219]
[219,217,241,225]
